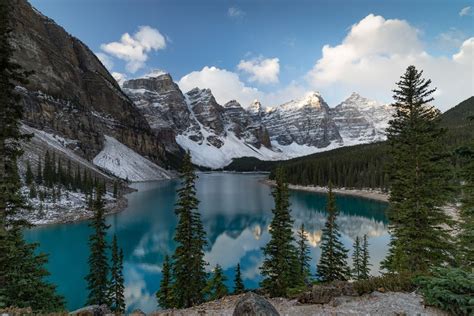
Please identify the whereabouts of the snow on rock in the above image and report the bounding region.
[93,135,173,182]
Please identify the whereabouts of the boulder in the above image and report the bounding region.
[69,304,111,316]
[233,292,279,316]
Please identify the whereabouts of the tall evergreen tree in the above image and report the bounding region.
[382,65,454,274]
[260,167,297,297]
[0,0,63,310]
[233,263,245,294]
[25,161,34,185]
[36,158,42,185]
[456,123,474,269]
[317,183,350,282]
[109,234,125,314]
[296,224,311,285]
[172,152,207,308]
[156,255,174,309]
[352,236,362,280]
[360,235,371,279]
[205,264,228,301]
[85,186,110,306]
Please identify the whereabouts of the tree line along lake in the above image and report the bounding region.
[25,172,389,313]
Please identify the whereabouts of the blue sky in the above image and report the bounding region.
[30,0,473,110]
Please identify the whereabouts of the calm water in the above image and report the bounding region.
[25,173,389,312]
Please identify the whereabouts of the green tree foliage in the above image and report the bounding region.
[352,236,362,280]
[260,167,297,297]
[382,65,454,274]
[109,234,125,314]
[25,161,34,186]
[233,263,245,294]
[205,264,228,301]
[456,117,474,269]
[1,228,65,311]
[416,267,474,316]
[296,224,311,285]
[156,255,174,309]
[172,152,207,308]
[0,0,63,310]
[317,184,350,282]
[360,235,371,280]
[85,186,110,306]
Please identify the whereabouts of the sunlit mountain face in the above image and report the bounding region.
[25,173,389,312]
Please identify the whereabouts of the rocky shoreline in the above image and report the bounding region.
[263,179,389,202]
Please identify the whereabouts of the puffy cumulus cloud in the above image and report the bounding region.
[459,6,472,17]
[112,72,127,86]
[238,57,280,84]
[95,52,114,70]
[101,26,166,73]
[178,66,263,106]
[178,66,308,107]
[307,14,474,111]
[228,7,245,18]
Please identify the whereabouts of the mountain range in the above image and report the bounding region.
[123,74,394,168]
[11,0,394,179]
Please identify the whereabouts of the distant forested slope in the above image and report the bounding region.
[227,97,473,189]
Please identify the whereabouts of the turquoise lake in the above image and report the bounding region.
[25,173,389,313]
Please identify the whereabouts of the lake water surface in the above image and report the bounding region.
[25,173,389,312]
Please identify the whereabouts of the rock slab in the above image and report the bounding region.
[233,292,280,316]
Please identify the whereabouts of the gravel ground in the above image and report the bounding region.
[151,291,447,316]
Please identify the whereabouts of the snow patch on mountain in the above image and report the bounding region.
[93,136,173,182]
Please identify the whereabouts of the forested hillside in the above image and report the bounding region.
[227,97,473,189]
[273,97,473,189]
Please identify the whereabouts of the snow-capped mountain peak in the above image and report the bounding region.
[280,91,327,110]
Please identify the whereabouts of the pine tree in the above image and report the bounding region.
[85,186,110,306]
[205,264,228,301]
[172,152,207,308]
[382,65,454,274]
[233,263,245,294]
[25,161,34,185]
[29,184,37,199]
[360,235,371,279]
[0,0,63,309]
[352,236,362,280]
[36,158,43,185]
[109,234,125,314]
[260,167,297,297]
[317,183,350,282]
[456,127,474,269]
[296,224,311,285]
[156,255,174,309]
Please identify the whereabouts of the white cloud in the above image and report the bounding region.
[228,7,245,18]
[178,66,308,107]
[307,14,474,111]
[101,26,166,73]
[178,66,262,106]
[459,6,472,16]
[112,72,127,86]
[436,28,467,51]
[238,57,280,84]
[95,52,114,70]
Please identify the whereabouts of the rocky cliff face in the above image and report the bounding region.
[122,73,394,168]
[122,74,273,168]
[263,92,342,148]
[10,0,169,165]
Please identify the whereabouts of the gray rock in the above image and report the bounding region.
[69,304,111,316]
[233,292,280,316]
[298,281,357,304]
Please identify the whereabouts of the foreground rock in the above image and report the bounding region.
[69,304,111,316]
[233,292,279,316]
[151,291,447,316]
[298,281,357,304]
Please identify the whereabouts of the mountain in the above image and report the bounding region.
[10,0,174,181]
[123,74,394,168]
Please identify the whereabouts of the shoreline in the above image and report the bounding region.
[262,179,389,202]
